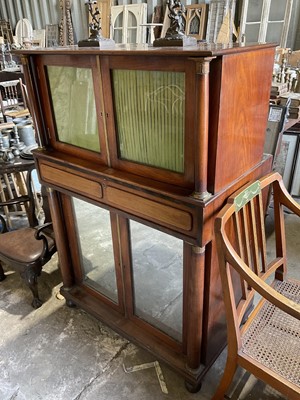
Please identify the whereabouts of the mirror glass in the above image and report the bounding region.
[72,198,118,303]
[130,220,183,342]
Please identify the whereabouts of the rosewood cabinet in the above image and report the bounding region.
[17,43,275,391]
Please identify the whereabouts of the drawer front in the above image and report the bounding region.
[40,163,103,201]
[106,186,193,232]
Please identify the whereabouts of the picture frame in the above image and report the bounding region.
[45,24,59,47]
[291,149,300,197]
[0,20,13,44]
[32,29,46,47]
[185,5,208,40]
[274,132,299,190]
[264,104,287,157]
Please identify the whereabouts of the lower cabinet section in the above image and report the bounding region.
[38,153,272,391]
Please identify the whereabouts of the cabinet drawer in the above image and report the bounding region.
[106,186,192,231]
[40,163,103,201]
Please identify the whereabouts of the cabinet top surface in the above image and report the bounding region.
[15,42,276,57]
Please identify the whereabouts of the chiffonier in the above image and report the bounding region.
[17,42,275,391]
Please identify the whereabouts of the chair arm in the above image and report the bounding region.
[229,251,300,321]
[34,222,56,257]
[34,222,53,239]
[258,172,300,217]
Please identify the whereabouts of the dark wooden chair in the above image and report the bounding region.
[213,172,300,400]
[0,166,56,308]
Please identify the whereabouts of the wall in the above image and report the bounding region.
[0,0,299,48]
[0,0,88,42]
[0,0,209,43]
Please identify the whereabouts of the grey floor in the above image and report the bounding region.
[0,203,299,400]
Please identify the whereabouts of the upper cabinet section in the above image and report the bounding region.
[21,44,276,194]
[33,52,198,188]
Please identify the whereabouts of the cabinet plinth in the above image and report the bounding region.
[17,43,275,390]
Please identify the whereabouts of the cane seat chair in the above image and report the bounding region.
[0,78,30,122]
[0,166,56,308]
[213,172,300,400]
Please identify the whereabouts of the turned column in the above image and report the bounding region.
[47,187,74,289]
[191,57,215,201]
[184,243,206,383]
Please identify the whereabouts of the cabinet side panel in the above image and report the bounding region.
[209,48,275,193]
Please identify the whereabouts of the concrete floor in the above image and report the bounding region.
[0,203,299,400]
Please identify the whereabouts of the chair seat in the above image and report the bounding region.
[0,227,55,263]
[4,108,30,119]
[241,279,300,387]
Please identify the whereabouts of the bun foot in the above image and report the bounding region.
[185,380,202,393]
[66,299,76,308]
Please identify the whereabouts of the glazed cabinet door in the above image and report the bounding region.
[63,195,124,311]
[120,217,185,347]
[101,55,197,189]
[62,192,191,351]
[34,55,109,165]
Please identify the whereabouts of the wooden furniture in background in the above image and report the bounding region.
[89,0,112,39]
[59,0,74,46]
[0,78,30,122]
[185,4,208,40]
[238,0,293,47]
[17,42,275,391]
[0,19,13,44]
[0,158,36,229]
[264,104,287,160]
[213,172,300,399]
[45,24,59,47]
[111,4,147,44]
[0,165,56,308]
[206,0,236,43]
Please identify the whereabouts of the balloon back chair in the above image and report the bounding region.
[0,165,56,308]
[213,172,300,400]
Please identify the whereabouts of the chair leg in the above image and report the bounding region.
[22,268,43,309]
[211,357,237,400]
[0,262,6,281]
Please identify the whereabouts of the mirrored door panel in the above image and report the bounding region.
[72,197,118,304]
[129,220,183,342]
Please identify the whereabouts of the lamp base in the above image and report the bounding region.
[78,36,115,48]
[153,35,197,47]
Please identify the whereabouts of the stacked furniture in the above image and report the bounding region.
[17,42,275,391]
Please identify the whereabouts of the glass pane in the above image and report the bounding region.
[266,22,283,42]
[112,70,185,173]
[130,221,183,342]
[128,11,137,28]
[127,28,137,43]
[246,0,263,22]
[72,198,118,303]
[269,0,287,21]
[47,66,100,152]
[245,23,260,42]
[115,12,123,28]
[113,28,123,43]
